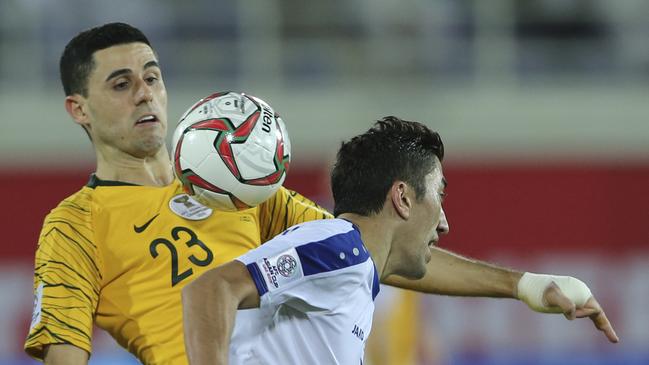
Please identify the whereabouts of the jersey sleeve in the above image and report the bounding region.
[237,224,369,312]
[24,191,102,360]
[258,187,333,243]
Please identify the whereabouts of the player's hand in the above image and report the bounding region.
[543,282,619,343]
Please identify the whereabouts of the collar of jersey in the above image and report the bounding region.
[337,217,361,234]
[86,174,140,188]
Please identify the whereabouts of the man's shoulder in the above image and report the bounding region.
[39,186,97,253]
[45,174,166,218]
[241,219,357,260]
[262,186,332,217]
[37,186,96,238]
[291,218,358,242]
[240,219,374,302]
[42,179,185,230]
[82,178,182,208]
[292,220,370,275]
[47,186,95,218]
[258,219,370,277]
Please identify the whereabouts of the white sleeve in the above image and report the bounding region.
[236,224,370,312]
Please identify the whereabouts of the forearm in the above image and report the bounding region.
[182,271,239,365]
[383,246,522,298]
[44,344,88,365]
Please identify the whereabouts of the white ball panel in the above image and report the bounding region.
[230,179,284,207]
[209,94,259,128]
[176,102,216,135]
[177,155,195,172]
[195,152,241,191]
[232,139,276,180]
[180,130,221,169]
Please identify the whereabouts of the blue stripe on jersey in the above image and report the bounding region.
[295,228,369,276]
[371,266,380,300]
[246,263,269,296]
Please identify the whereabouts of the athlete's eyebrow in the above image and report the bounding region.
[105,60,160,82]
[106,68,131,82]
[143,60,160,71]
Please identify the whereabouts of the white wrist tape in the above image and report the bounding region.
[517,272,592,313]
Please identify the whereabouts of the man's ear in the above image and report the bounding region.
[390,181,412,220]
[64,95,91,130]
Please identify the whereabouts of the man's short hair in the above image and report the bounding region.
[331,116,444,217]
[60,22,151,96]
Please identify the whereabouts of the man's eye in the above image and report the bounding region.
[114,81,129,90]
[145,76,158,84]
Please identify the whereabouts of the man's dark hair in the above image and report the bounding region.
[60,22,151,96]
[331,116,444,217]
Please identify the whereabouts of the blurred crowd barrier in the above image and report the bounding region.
[3,0,648,87]
[1,0,649,167]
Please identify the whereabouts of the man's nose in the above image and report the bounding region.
[135,79,153,104]
[437,208,449,235]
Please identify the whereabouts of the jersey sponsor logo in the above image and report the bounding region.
[257,248,303,291]
[134,213,160,233]
[29,282,43,330]
[169,194,213,220]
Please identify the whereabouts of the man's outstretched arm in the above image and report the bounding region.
[383,247,522,297]
[182,261,260,365]
[383,246,619,343]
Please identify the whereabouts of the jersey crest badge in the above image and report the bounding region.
[169,194,213,220]
[277,254,298,277]
[258,248,304,291]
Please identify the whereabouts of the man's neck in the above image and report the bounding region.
[95,146,174,187]
[337,213,394,280]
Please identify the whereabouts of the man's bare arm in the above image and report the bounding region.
[44,344,88,365]
[383,246,619,342]
[182,261,260,365]
[383,246,522,297]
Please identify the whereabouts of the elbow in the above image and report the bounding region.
[182,270,224,337]
[183,261,256,312]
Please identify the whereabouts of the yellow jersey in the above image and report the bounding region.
[24,176,331,364]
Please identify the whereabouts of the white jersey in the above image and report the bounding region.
[231,218,380,365]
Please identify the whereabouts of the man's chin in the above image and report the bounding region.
[396,265,427,280]
[132,139,166,158]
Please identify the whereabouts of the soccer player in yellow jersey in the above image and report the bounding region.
[23,23,328,364]
[25,23,618,365]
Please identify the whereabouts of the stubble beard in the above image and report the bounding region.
[394,252,428,280]
[130,134,166,159]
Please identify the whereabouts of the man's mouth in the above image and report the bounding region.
[136,114,159,125]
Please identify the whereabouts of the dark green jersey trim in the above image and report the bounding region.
[86,174,140,188]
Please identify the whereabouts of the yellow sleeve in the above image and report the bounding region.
[258,186,333,242]
[24,191,101,360]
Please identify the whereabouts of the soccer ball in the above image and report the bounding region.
[172,91,291,211]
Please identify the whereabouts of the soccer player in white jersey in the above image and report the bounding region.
[182,117,618,365]
[183,117,448,364]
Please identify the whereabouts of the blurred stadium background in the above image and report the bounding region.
[1,1,648,364]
